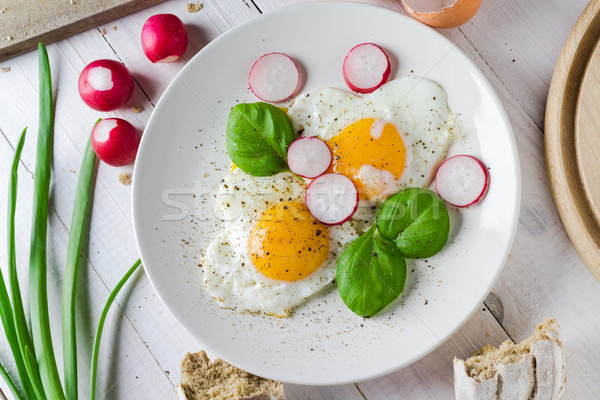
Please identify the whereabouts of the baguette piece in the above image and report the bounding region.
[177,351,284,400]
[454,358,499,398]
[454,318,565,400]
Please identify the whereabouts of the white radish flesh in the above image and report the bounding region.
[435,155,489,207]
[249,53,300,102]
[287,137,332,179]
[343,43,391,94]
[305,173,359,225]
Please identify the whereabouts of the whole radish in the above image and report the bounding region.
[141,14,188,63]
[78,59,134,111]
[91,118,141,167]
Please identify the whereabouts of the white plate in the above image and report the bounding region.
[132,2,520,385]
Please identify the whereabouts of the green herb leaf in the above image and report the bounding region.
[226,102,295,176]
[62,121,98,400]
[337,226,407,317]
[376,188,450,258]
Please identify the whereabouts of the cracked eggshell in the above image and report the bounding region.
[402,0,482,28]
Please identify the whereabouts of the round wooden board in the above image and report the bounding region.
[546,0,600,281]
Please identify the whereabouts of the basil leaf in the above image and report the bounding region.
[376,188,449,258]
[337,226,407,317]
[226,102,295,176]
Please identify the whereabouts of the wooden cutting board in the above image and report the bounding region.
[0,0,166,61]
[546,0,600,281]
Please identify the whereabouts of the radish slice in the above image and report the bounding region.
[249,52,300,102]
[305,173,359,225]
[343,43,391,94]
[435,155,489,207]
[287,137,332,179]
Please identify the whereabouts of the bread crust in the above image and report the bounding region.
[453,318,565,400]
[530,339,565,400]
[454,358,499,399]
[178,351,284,400]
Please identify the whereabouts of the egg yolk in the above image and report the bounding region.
[248,201,330,282]
[326,118,406,198]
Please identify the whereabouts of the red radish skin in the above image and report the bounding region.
[249,53,300,102]
[91,118,141,167]
[78,60,134,111]
[305,173,359,225]
[435,155,489,208]
[343,43,391,94]
[287,137,332,179]
[141,14,188,63]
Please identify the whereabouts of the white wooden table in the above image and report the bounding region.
[1,0,599,398]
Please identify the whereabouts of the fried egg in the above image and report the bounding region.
[203,168,357,316]
[287,76,455,227]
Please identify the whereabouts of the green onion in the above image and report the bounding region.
[62,121,99,400]
[90,259,142,400]
[1,128,42,400]
[0,359,23,400]
[29,42,65,400]
[1,41,142,400]
[23,346,46,399]
[10,130,46,399]
[0,130,29,400]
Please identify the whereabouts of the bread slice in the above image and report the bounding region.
[177,351,284,400]
[454,318,565,400]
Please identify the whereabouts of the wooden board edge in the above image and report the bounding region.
[545,0,600,280]
[0,0,167,62]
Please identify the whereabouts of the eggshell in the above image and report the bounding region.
[402,0,482,28]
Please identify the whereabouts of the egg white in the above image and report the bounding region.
[203,168,357,317]
[287,77,455,227]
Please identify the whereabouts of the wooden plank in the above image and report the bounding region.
[0,0,166,61]
[457,0,589,129]
[450,7,600,400]
[358,308,510,399]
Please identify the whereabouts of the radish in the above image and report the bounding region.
[343,43,391,94]
[435,155,489,208]
[78,59,134,111]
[141,14,188,63]
[249,52,300,102]
[287,137,332,179]
[91,118,141,167]
[305,173,359,225]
